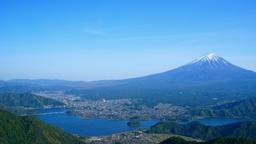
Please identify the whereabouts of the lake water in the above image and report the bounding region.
[35,108,242,136]
[35,108,158,136]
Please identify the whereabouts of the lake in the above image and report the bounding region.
[35,108,242,136]
[35,108,158,136]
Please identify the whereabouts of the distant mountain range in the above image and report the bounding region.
[1,53,256,106]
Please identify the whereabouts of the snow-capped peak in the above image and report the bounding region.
[198,53,220,62]
[190,53,230,66]
[206,53,218,60]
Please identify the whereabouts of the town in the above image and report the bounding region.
[36,91,188,120]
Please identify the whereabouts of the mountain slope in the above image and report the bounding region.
[0,93,64,108]
[148,121,256,140]
[192,97,256,119]
[146,53,255,82]
[0,108,84,144]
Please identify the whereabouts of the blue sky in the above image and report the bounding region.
[0,0,255,81]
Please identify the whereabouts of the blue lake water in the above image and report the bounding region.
[35,108,243,136]
[35,108,158,136]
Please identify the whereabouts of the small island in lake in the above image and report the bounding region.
[127,116,141,127]
[127,121,141,127]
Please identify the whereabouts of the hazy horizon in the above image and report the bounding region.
[1,52,255,82]
[0,0,255,81]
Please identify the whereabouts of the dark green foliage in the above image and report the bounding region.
[0,93,64,108]
[160,137,256,144]
[192,97,256,119]
[205,137,256,144]
[0,108,84,144]
[148,121,256,140]
[160,137,198,144]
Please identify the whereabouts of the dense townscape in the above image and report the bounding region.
[37,91,188,120]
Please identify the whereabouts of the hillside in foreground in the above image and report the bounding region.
[0,108,84,144]
[148,121,256,140]
[160,137,256,144]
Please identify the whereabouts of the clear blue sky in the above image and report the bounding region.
[0,0,255,81]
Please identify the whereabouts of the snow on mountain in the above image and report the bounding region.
[140,53,256,82]
[189,53,230,67]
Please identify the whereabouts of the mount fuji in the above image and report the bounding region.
[79,53,256,106]
[139,53,256,82]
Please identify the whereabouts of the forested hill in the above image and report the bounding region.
[0,108,84,144]
[148,121,256,140]
[0,93,64,108]
[192,97,256,119]
[160,137,256,144]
